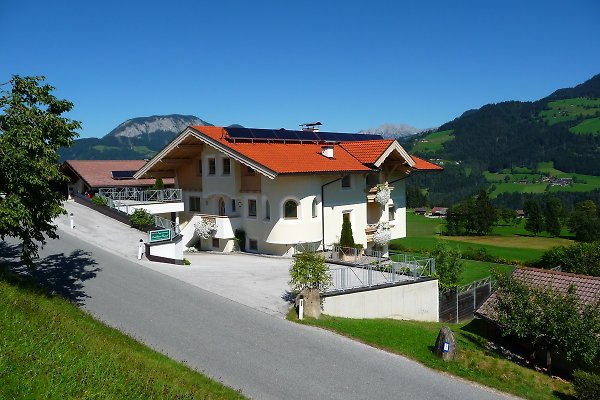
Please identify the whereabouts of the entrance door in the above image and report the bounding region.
[218,197,226,216]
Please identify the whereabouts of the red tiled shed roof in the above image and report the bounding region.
[63,160,174,188]
[338,139,396,164]
[476,267,600,321]
[411,155,444,171]
[193,126,373,174]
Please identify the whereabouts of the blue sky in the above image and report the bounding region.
[2,1,599,138]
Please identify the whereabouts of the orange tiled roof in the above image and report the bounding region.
[193,126,373,174]
[64,160,175,188]
[339,139,396,164]
[476,267,600,322]
[411,155,444,171]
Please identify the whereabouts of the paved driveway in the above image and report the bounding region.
[56,201,294,317]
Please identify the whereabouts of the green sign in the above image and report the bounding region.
[149,229,171,243]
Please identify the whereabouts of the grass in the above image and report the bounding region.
[0,268,246,400]
[539,97,600,126]
[570,117,600,135]
[411,130,454,153]
[484,161,600,196]
[460,259,513,284]
[289,313,574,400]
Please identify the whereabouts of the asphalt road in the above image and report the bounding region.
[1,234,515,400]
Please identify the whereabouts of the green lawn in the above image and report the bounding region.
[290,314,573,400]
[539,97,600,126]
[411,130,454,154]
[570,117,600,135]
[0,268,246,400]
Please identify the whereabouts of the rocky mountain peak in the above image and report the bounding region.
[106,114,211,139]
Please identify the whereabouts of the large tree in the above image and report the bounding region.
[0,76,80,265]
[524,198,544,236]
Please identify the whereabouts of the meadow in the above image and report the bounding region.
[410,129,454,154]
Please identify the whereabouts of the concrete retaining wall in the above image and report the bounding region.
[321,278,439,322]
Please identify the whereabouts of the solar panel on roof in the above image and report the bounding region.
[112,170,135,180]
[223,127,383,142]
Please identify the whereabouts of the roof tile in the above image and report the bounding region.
[64,160,174,188]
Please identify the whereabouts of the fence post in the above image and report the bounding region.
[455,288,459,324]
[473,285,477,311]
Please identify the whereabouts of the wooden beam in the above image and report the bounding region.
[176,144,203,151]
[160,159,189,165]
[141,170,175,178]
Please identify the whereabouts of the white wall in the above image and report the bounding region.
[321,279,439,322]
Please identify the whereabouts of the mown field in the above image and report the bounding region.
[484,161,600,197]
[539,97,600,127]
[0,268,246,400]
[392,212,574,283]
[410,129,454,154]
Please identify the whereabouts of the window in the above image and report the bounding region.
[248,199,257,217]
[208,158,216,175]
[222,158,231,175]
[284,200,298,219]
[248,239,258,251]
[388,205,396,221]
[198,159,202,176]
[341,175,351,188]
[189,196,201,212]
[312,198,318,218]
[265,200,271,221]
[231,199,236,213]
[212,238,220,248]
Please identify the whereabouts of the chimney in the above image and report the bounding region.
[300,121,322,132]
[321,145,334,158]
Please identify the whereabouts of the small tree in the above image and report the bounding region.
[524,198,544,236]
[289,252,332,318]
[568,200,600,242]
[129,209,154,230]
[0,76,80,266]
[339,216,355,248]
[493,273,600,372]
[432,242,463,288]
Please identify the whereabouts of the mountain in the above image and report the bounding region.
[59,114,211,160]
[359,123,426,140]
[405,73,600,206]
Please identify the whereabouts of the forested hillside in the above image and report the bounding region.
[407,73,600,207]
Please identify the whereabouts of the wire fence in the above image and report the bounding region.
[439,277,495,323]
[98,187,182,202]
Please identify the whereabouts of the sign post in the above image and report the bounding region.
[148,229,171,243]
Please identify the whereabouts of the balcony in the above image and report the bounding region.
[196,214,242,239]
[365,185,394,203]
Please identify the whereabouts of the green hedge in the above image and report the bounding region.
[573,370,600,400]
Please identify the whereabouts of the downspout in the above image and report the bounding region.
[321,177,342,250]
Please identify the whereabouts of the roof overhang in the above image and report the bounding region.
[134,127,279,180]
[373,141,416,168]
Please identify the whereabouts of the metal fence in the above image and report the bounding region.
[439,277,494,323]
[98,187,182,203]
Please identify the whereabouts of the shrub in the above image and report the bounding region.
[129,209,154,229]
[153,177,164,189]
[182,258,191,265]
[537,242,600,277]
[234,229,246,252]
[91,195,107,206]
[573,370,600,400]
[432,242,463,288]
[289,251,331,293]
[339,217,355,248]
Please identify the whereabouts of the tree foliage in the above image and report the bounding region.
[432,242,464,288]
[129,209,154,229]
[289,251,332,293]
[339,216,355,248]
[524,198,544,236]
[0,76,80,265]
[537,242,600,277]
[543,196,563,237]
[568,200,600,242]
[445,191,498,236]
[493,273,600,371]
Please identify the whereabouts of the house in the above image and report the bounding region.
[61,159,174,195]
[414,207,427,215]
[516,209,525,218]
[134,125,442,256]
[476,267,600,323]
[431,207,448,217]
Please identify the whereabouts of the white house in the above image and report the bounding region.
[134,125,441,256]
